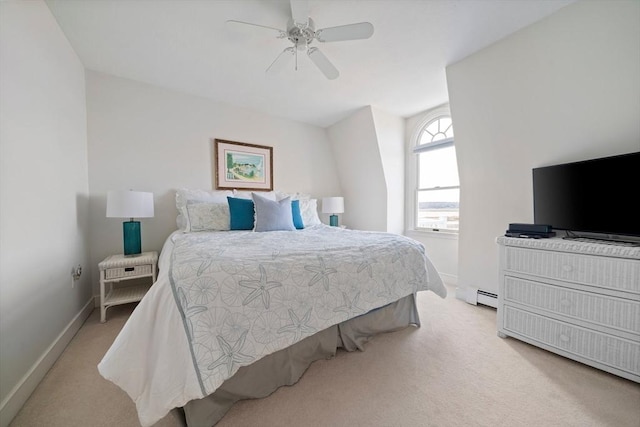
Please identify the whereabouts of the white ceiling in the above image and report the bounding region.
[46,0,575,128]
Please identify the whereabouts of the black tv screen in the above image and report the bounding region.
[533,151,640,238]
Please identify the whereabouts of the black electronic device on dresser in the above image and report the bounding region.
[505,223,555,239]
[532,151,640,245]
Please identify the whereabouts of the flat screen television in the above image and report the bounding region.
[532,151,640,243]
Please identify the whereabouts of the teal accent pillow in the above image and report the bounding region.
[227,197,255,230]
[291,199,304,229]
[252,193,296,232]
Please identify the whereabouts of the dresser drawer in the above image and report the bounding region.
[504,247,640,294]
[503,306,640,376]
[504,276,640,335]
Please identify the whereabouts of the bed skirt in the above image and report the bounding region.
[172,293,420,426]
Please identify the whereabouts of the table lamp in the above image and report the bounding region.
[322,197,344,227]
[106,190,154,256]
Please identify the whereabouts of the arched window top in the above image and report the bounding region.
[418,115,454,145]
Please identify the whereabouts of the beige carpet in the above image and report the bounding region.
[9,285,640,427]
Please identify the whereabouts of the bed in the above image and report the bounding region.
[98,190,447,426]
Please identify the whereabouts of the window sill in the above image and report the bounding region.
[405,229,459,240]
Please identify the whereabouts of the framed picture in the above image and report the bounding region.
[214,139,273,191]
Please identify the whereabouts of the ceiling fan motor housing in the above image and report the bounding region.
[287,18,315,50]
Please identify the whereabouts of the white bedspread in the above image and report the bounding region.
[98,226,446,426]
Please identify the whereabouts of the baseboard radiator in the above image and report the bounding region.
[476,290,498,308]
[456,287,498,308]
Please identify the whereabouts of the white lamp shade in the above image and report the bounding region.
[322,197,344,214]
[106,190,154,218]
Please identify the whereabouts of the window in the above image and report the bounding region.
[413,114,459,231]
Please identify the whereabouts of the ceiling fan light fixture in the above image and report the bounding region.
[287,18,315,50]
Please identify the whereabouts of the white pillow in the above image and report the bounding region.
[185,201,230,232]
[300,198,322,226]
[175,188,233,231]
[275,191,311,202]
[273,191,320,226]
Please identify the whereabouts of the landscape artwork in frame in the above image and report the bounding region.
[214,139,273,191]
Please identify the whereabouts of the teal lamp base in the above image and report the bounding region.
[123,220,141,256]
[329,214,339,227]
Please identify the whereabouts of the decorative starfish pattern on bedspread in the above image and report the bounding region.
[167,225,445,396]
[390,243,408,267]
[357,247,377,278]
[305,256,337,290]
[176,287,207,339]
[207,331,254,376]
[378,278,400,300]
[278,308,316,341]
[333,291,364,318]
[239,264,282,309]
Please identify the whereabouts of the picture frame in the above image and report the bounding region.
[213,139,273,191]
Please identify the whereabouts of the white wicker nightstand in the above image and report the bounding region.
[98,251,158,323]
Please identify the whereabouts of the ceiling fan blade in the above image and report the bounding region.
[226,20,286,37]
[290,0,310,27]
[316,22,374,42]
[308,48,339,80]
[266,47,295,74]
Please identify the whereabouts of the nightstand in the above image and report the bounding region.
[98,251,158,323]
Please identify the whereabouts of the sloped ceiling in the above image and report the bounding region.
[46,0,575,128]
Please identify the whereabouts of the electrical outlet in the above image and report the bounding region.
[71,265,82,288]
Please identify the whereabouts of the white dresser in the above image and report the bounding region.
[496,236,639,382]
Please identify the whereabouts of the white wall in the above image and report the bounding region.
[371,108,405,235]
[0,2,92,424]
[447,0,640,295]
[86,71,342,293]
[327,107,387,231]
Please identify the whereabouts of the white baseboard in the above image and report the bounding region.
[0,297,95,427]
[455,286,479,304]
[438,272,457,287]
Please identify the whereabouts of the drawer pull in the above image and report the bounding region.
[561,264,573,272]
[559,333,570,343]
[125,267,135,272]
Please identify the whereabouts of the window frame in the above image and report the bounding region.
[407,105,459,234]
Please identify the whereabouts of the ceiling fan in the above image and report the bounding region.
[227,0,374,80]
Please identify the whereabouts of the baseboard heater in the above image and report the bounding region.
[455,287,498,308]
[477,290,498,308]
